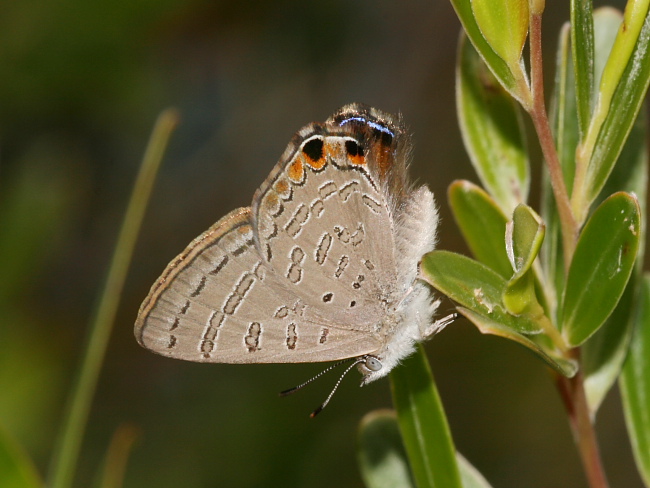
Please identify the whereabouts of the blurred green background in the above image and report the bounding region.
[0,0,644,487]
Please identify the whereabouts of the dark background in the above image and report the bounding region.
[0,0,644,487]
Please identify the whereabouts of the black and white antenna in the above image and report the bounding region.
[280,356,372,417]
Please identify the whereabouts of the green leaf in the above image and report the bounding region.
[551,22,580,193]
[470,0,529,69]
[0,425,42,488]
[583,273,639,413]
[456,37,529,215]
[458,308,578,377]
[505,204,545,276]
[457,454,493,488]
[421,250,542,334]
[502,205,545,316]
[583,104,647,415]
[620,274,650,487]
[357,412,494,488]
[358,410,415,488]
[571,0,595,137]
[390,345,462,488]
[588,7,650,195]
[596,1,649,120]
[449,0,528,105]
[561,192,641,346]
[572,7,650,220]
[448,180,511,278]
[593,8,627,98]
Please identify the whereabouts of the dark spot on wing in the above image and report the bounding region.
[302,138,324,162]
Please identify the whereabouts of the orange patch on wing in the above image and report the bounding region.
[263,192,280,212]
[274,179,290,195]
[344,139,366,167]
[305,153,326,170]
[349,154,366,166]
[237,224,252,234]
[287,158,305,182]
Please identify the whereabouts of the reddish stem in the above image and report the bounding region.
[555,352,610,488]
[528,11,578,269]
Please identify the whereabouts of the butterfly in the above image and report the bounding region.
[135,104,445,403]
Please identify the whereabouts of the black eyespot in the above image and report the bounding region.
[323,293,333,303]
[302,138,324,162]
[345,140,364,157]
[350,301,356,307]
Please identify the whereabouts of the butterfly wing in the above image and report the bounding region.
[135,104,428,366]
[252,131,400,331]
[135,207,381,363]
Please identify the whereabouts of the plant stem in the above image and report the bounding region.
[528,11,578,270]
[47,109,178,488]
[528,10,608,487]
[556,356,610,488]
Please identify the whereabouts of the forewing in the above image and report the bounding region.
[135,208,379,363]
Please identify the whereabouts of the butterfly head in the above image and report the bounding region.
[358,354,390,385]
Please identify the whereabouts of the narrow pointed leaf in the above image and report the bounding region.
[390,346,462,488]
[593,8,627,97]
[470,0,529,68]
[596,1,649,119]
[458,307,578,377]
[571,0,595,136]
[358,410,415,488]
[588,6,650,182]
[551,23,580,192]
[48,110,178,488]
[620,275,650,487]
[561,192,641,346]
[449,1,526,104]
[583,106,647,414]
[576,7,650,212]
[421,250,542,334]
[457,37,529,215]
[448,180,511,278]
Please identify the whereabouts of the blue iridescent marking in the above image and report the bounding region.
[339,116,395,136]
